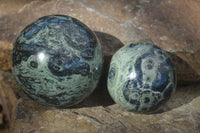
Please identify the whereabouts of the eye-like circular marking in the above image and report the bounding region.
[107,42,176,113]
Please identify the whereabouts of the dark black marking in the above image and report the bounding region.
[129,43,137,48]
[144,97,150,103]
[147,64,153,70]
[30,61,38,68]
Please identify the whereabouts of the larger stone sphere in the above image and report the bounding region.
[12,15,103,108]
[107,42,176,113]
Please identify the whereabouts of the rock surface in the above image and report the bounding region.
[0,68,200,133]
[0,30,200,132]
[0,0,200,132]
[133,0,200,75]
[0,0,200,83]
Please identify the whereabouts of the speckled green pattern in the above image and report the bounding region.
[107,42,176,113]
[12,15,103,107]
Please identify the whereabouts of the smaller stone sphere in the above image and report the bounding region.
[12,15,103,108]
[107,42,176,113]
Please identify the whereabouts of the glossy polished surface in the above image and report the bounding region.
[12,15,103,107]
[107,42,176,113]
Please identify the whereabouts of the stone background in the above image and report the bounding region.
[0,0,200,133]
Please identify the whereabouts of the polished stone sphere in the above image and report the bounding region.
[12,15,103,107]
[107,42,176,113]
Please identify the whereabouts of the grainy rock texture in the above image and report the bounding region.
[133,0,200,75]
[0,69,200,133]
[0,30,200,132]
[0,0,200,132]
[0,0,200,83]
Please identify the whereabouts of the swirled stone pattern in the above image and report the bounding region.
[107,42,176,113]
[12,15,103,107]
